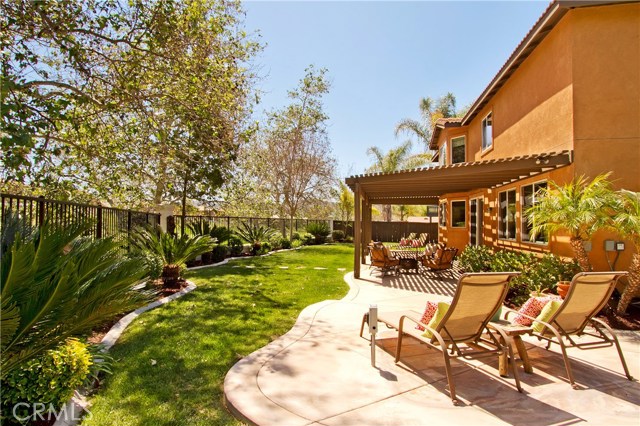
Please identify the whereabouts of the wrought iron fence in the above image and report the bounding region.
[171,215,328,237]
[1,193,160,247]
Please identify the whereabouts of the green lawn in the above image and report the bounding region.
[84,244,353,426]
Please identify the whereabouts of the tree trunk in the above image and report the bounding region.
[570,237,591,272]
[383,204,392,222]
[617,252,640,314]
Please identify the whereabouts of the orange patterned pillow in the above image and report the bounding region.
[416,301,439,331]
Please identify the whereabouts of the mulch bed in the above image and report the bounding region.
[597,298,640,331]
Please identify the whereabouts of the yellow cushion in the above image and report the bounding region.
[422,302,450,339]
[532,300,563,333]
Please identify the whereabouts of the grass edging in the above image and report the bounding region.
[53,281,198,426]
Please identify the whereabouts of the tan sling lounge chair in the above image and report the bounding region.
[506,271,633,388]
[361,272,521,404]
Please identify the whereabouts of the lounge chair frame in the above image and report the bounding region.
[361,272,521,404]
[506,271,633,388]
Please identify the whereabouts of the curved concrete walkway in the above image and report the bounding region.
[224,268,640,425]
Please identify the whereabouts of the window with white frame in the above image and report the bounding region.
[482,112,493,151]
[439,142,447,166]
[439,202,447,227]
[451,136,466,164]
[522,182,548,243]
[451,200,466,228]
[499,189,516,240]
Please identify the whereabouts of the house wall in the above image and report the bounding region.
[435,3,638,277]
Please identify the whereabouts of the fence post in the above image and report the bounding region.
[227,217,230,229]
[127,210,132,249]
[96,204,103,239]
[281,219,285,238]
[38,196,45,227]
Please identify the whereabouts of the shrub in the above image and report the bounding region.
[257,242,272,255]
[520,254,581,296]
[209,225,232,245]
[268,233,286,251]
[2,339,92,425]
[344,236,354,243]
[291,232,301,241]
[280,238,292,249]
[458,245,493,272]
[489,250,535,272]
[331,230,345,242]
[291,239,304,248]
[211,244,228,263]
[306,222,331,244]
[227,236,244,257]
[302,233,316,246]
[234,222,278,254]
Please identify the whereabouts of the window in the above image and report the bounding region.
[451,136,466,164]
[482,112,493,151]
[522,182,548,243]
[439,202,447,227]
[470,198,483,246]
[451,200,466,228]
[499,189,516,240]
[439,142,447,166]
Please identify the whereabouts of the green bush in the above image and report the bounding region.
[331,230,345,242]
[458,245,493,272]
[227,237,244,257]
[520,254,581,296]
[291,239,304,248]
[211,245,228,263]
[489,250,535,272]
[306,222,331,244]
[2,339,92,425]
[280,238,292,249]
[291,232,301,241]
[302,233,316,246]
[257,242,272,255]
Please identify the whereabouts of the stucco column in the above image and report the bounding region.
[155,204,176,233]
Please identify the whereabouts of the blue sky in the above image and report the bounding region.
[243,1,550,178]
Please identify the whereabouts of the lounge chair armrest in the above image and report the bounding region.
[502,307,520,321]
[398,314,447,348]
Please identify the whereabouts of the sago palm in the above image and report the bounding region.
[234,222,278,254]
[130,227,214,286]
[610,190,640,314]
[525,174,617,272]
[1,221,153,378]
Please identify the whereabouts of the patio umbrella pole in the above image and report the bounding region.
[369,304,378,367]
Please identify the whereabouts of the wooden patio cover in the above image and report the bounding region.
[345,150,573,278]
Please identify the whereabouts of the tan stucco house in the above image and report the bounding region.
[346,0,640,279]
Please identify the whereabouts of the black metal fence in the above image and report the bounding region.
[1,193,160,246]
[171,215,328,237]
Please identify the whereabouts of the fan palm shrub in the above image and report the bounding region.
[610,190,640,314]
[1,221,152,379]
[525,174,617,272]
[234,222,278,255]
[130,227,214,287]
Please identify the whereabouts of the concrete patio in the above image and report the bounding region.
[224,266,640,425]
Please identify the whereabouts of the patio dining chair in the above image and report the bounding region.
[361,272,521,404]
[421,247,458,276]
[369,242,400,276]
[505,271,633,388]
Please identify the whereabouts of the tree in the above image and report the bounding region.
[2,0,259,209]
[525,174,617,272]
[250,66,337,238]
[366,141,430,221]
[395,93,458,151]
[610,190,640,314]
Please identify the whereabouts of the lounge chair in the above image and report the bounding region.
[506,271,633,388]
[421,247,458,276]
[361,272,521,404]
[369,242,400,276]
[417,233,429,246]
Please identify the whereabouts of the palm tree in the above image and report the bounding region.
[395,93,457,150]
[525,174,617,272]
[1,221,153,378]
[610,190,640,314]
[366,141,430,221]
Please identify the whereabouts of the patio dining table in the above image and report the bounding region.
[390,247,423,273]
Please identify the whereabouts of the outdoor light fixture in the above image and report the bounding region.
[535,157,550,165]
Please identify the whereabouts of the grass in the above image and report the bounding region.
[84,244,353,426]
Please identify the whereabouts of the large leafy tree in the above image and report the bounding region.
[366,141,430,221]
[1,0,259,208]
[525,174,617,272]
[246,66,337,237]
[394,93,458,151]
[610,190,640,314]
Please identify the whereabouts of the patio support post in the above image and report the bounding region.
[354,183,362,279]
[362,198,372,264]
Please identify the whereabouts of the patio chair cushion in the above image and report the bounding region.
[422,301,450,339]
[532,300,563,333]
[416,301,439,331]
[513,295,562,326]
